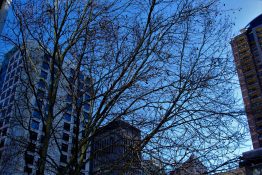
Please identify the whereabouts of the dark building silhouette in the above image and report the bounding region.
[90,119,141,175]
[231,14,262,149]
[141,159,165,175]
[169,155,207,175]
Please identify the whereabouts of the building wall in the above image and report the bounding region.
[231,14,262,149]
[215,168,245,175]
[169,155,207,175]
[0,47,91,174]
[90,120,141,175]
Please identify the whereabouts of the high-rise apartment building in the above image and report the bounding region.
[0,46,92,174]
[231,14,262,149]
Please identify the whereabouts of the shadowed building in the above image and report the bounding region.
[90,119,142,175]
[215,168,245,175]
[141,159,166,175]
[231,14,262,149]
[169,155,207,175]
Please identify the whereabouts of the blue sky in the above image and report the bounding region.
[1,0,261,58]
[223,0,262,34]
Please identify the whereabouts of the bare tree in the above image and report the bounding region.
[0,0,248,174]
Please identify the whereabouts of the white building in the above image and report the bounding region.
[0,46,92,174]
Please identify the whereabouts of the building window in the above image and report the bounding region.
[4,98,9,106]
[11,71,15,78]
[9,95,14,102]
[3,84,7,91]
[84,104,90,111]
[251,94,259,99]
[6,89,11,98]
[66,95,72,102]
[38,79,46,89]
[1,109,6,118]
[58,165,65,173]
[63,123,70,132]
[7,66,11,73]
[5,74,10,81]
[0,120,3,128]
[85,94,90,100]
[66,104,72,112]
[31,120,40,130]
[81,164,86,170]
[27,143,36,152]
[40,70,48,79]
[247,81,256,86]
[40,135,45,143]
[15,75,19,82]
[0,139,5,148]
[61,143,68,152]
[7,105,12,113]
[29,131,38,141]
[63,113,71,122]
[83,112,89,120]
[15,52,19,59]
[4,117,9,125]
[60,154,67,163]
[78,82,84,89]
[8,79,13,87]
[42,62,49,70]
[24,166,32,174]
[62,133,69,142]
[35,100,43,109]
[13,62,17,68]
[73,127,77,134]
[1,128,7,136]
[0,93,4,100]
[25,153,34,165]
[37,89,45,100]
[33,110,41,119]
[76,97,83,106]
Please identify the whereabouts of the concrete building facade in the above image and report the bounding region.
[0,46,92,174]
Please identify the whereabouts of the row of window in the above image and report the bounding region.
[1,84,16,101]
[31,120,40,130]
[0,128,7,137]
[0,105,13,122]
